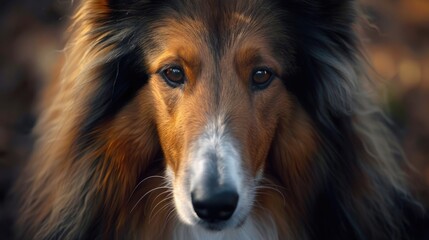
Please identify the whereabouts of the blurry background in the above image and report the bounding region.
[0,0,428,238]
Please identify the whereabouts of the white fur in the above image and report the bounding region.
[189,116,242,191]
[169,115,256,230]
[172,215,278,240]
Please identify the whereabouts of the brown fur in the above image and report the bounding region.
[15,0,415,239]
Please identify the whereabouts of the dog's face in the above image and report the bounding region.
[143,1,293,231]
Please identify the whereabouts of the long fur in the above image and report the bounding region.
[15,0,420,239]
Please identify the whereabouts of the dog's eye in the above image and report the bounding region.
[252,68,274,90]
[162,67,185,87]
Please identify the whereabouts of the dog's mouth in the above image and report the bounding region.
[195,215,247,231]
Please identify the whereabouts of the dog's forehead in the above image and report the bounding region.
[177,0,284,37]
[146,0,289,65]
[163,0,279,21]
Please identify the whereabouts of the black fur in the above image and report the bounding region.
[60,0,428,239]
[78,1,163,146]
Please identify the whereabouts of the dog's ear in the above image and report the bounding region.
[85,0,144,6]
[108,0,133,5]
[283,0,359,117]
[108,0,149,8]
[81,0,154,17]
[305,0,357,28]
[70,0,156,136]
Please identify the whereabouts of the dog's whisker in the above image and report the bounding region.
[146,190,171,214]
[149,196,174,222]
[163,207,177,232]
[127,175,169,203]
[130,186,172,213]
[255,186,286,206]
[144,184,173,213]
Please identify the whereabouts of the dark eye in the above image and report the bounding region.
[161,67,185,87]
[251,68,274,90]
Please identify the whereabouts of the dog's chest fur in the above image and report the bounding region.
[171,216,278,240]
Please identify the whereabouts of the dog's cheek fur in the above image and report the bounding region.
[13,1,164,239]
[245,80,291,176]
[274,0,412,239]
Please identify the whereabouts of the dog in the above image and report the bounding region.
[14,0,423,239]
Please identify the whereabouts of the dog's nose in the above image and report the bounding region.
[191,186,239,222]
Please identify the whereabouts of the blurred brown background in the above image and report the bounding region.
[0,0,428,239]
[360,0,429,206]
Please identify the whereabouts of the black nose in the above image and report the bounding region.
[191,187,239,222]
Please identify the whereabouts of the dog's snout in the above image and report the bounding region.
[191,186,239,222]
[187,125,243,226]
